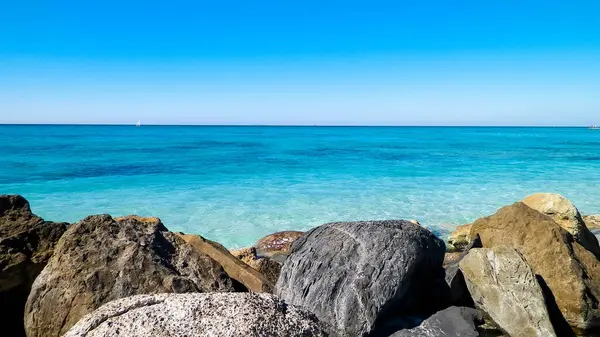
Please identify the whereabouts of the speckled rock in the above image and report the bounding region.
[276,220,446,337]
[255,230,303,262]
[0,195,67,337]
[63,292,327,337]
[178,233,273,292]
[469,202,600,330]
[390,306,483,337]
[447,223,472,252]
[24,215,238,337]
[584,215,600,229]
[231,246,281,285]
[522,193,600,257]
[460,245,557,337]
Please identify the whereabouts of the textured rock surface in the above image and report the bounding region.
[447,223,472,252]
[276,220,446,337]
[178,233,273,292]
[445,234,481,306]
[64,292,327,337]
[255,230,303,262]
[391,306,483,337]
[0,195,67,337]
[460,246,557,337]
[231,246,281,285]
[584,215,600,229]
[469,202,600,330]
[522,193,600,257]
[24,215,237,337]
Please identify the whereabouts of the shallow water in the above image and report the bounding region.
[2,125,599,248]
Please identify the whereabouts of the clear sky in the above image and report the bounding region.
[1,1,599,125]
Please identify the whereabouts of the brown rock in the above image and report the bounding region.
[522,193,600,257]
[254,230,303,261]
[447,223,472,252]
[24,214,237,337]
[584,215,600,229]
[177,233,273,293]
[469,202,600,330]
[0,195,67,337]
[231,247,282,285]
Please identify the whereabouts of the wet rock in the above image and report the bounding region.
[255,230,303,263]
[460,245,557,337]
[24,214,237,337]
[0,195,67,337]
[63,292,327,337]
[447,223,472,252]
[276,220,446,337]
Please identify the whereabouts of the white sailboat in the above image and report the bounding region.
[136,120,141,127]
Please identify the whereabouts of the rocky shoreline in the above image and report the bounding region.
[2,193,600,336]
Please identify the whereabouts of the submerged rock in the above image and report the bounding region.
[178,233,273,292]
[470,202,600,330]
[231,246,281,285]
[522,193,600,257]
[460,245,557,337]
[0,195,67,337]
[390,306,483,337]
[24,214,238,337]
[63,292,327,337]
[276,220,446,337]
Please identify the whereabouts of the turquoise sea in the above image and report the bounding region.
[2,125,600,248]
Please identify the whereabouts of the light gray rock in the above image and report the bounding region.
[391,306,483,337]
[64,292,327,337]
[459,245,557,337]
[276,220,446,337]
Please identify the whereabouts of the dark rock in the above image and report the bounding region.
[390,306,483,337]
[275,220,446,337]
[24,214,238,337]
[0,195,67,337]
[64,292,327,337]
[444,234,482,307]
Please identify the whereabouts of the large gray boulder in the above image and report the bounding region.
[391,306,483,337]
[0,195,67,337]
[64,292,327,337]
[276,220,446,337]
[24,215,239,337]
[459,245,557,337]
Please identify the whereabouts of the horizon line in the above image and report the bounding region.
[0,123,595,128]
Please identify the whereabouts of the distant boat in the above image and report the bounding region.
[590,125,599,130]
[136,120,141,127]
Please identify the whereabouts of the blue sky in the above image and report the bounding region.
[1,1,599,125]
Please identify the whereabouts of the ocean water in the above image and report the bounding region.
[1,125,600,248]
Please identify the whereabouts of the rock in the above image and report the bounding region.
[584,215,600,229]
[444,234,482,307]
[469,202,600,330]
[0,195,67,337]
[522,193,600,257]
[459,245,557,337]
[255,230,303,262]
[24,214,238,337]
[276,220,446,337]
[390,306,483,337]
[231,247,281,285]
[63,292,327,337]
[178,233,273,292]
[447,223,472,252]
